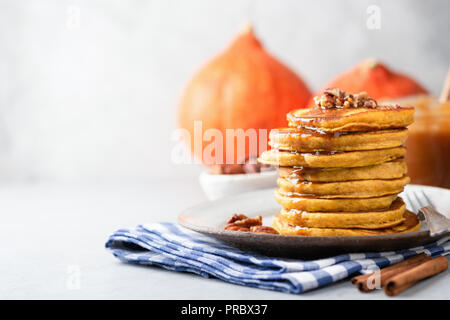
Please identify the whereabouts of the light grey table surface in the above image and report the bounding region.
[1,180,449,300]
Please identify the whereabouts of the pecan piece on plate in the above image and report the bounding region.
[249,226,279,234]
[224,225,250,232]
[232,216,262,228]
[226,213,248,224]
[224,214,277,234]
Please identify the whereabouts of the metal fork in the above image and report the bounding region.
[404,189,430,221]
[404,188,450,237]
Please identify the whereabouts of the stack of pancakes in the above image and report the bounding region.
[258,89,421,236]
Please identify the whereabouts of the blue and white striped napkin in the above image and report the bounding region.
[105,222,450,294]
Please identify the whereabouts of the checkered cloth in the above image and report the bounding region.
[105,222,450,294]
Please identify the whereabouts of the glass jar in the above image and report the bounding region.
[402,96,450,188]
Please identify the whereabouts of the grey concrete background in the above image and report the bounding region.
[1,0,449,183]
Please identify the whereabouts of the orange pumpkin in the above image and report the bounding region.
[178,26,311,165]
[309,59,428,106]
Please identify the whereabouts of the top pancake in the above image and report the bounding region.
[287,105,414,133]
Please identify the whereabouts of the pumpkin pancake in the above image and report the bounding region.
[277,175,409,198]
[278,159,407,182]
[258,147,406,168]
[279,197,405,229]
[269,127,408,152]
[275,189,397,212]
[272,210,420,236]
[287,105,414,133]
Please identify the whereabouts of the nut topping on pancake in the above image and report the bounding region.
[314,88,378,109]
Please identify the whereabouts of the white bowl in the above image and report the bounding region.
[199,170,278,200]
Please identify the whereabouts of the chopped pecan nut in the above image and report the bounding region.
[249,226,279,234]
[210,164,246,175]
[224,214,274,234]
[224,225,250,232]
[243,162,260,173]
[226,213,248,224]
[209,156,275,175]
[314,88,378,109]
[232,216,262,227]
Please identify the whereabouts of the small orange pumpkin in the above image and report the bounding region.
[309,59,428,105]
[178,26,311,165]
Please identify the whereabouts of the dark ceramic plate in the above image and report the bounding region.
[178,185,450,258]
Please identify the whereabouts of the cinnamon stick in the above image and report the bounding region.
[384,256,448,296]
[351,253,431,292]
